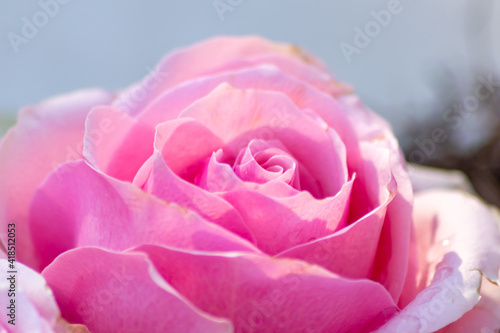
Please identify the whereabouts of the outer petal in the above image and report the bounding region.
[198,53,352,96]
[29,160,257,271]
[0,89,113,267]
[136,65,357,143]
[438,209,500,332]
[82,106,149,181]
[437,304,500,333]
[369,161,413,302]
[408,163,475,194]
[340,95,414,302]
[378,190,500,333]
[113,35,322,116]
[134,244,398,332]
[42,247,232,333]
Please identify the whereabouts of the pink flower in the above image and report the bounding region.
[1,36,499,333]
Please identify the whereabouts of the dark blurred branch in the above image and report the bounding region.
[403,1,500,206]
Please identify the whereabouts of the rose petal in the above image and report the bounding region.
[408,164,475,194]
[369,159,413,302]
[154,118,224,182]
[220,180,353,255]
[200,53,352,96]
[340,95,414,302]
[133,244,398,332]
[233,139,300,188]
[276,176,393,279]
[91,65,359,184]
[42,247,233,333]
[378,190,500,333]
[197,147,301,198]
[114,36,311,116]
[138,65,357,143]
[0,89,113,266]
[275,135,400,280]
[29,160,257,271]
[438,305,500,332]
[134,152,256,243]
[179,83,347,198]
[82,106,153,182]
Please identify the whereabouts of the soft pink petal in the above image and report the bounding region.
[274,134,400,281]
[276,178,393,279]
[133,244,398,332]
[220,180,353,255]
[93,65,359,184]
[113,35,314,116]
[29,160,257,271]
[378,190,500,333]
[348,141,395,221]
[42,247,232,333]
[179,83,347,198]
[370,168,413,302]
[340,95,414,302]
[199,53,352,96]
[82,106,153,181]
[154,118,224,182]
[233,139,300,188]
[196,146,301,198]
[437,305,500,332]
[398,222,420,309]
[138,65,357,142]
[0,89,113,267]
[409,164,475,194]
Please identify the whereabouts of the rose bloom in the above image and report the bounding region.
[1,36,500,333]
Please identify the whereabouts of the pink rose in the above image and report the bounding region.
[1,36,499,332]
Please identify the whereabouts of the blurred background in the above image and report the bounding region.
[1,0,499,204]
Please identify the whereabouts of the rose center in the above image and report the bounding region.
[232,139,301,190]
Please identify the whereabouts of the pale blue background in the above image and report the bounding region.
[1,0,498,140]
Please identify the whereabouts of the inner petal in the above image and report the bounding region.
[179,83,349,199]
[233,139,300,190]
[194,149,301,199]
